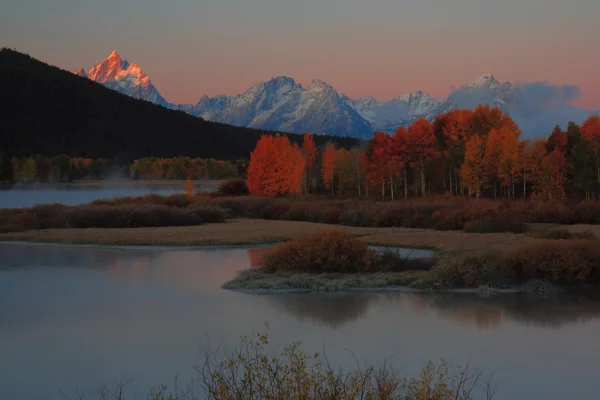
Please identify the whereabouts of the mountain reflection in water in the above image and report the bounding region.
[261,291,600,331]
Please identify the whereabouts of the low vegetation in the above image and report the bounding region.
[64,327,495,400]
[224,229,600,292]
[532,227,596,240]
[209,195,600,231]
[217,177,250,196]
[3,192,600,235]
[0,200,227,232]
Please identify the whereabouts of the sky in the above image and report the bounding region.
[2,0,599,109]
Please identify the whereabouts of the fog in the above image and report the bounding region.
[0,181,219,208]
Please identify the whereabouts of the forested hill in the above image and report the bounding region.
[0,49,359,161]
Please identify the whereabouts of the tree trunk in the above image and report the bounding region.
[404,166,408,200]
[381,182,385,200]
[420,156,425,197]
[449,167,453,194]
[523,175,527,199]
[390,175,395,201]
[357,170,361,198]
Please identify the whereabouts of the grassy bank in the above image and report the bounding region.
[4,218,597,251]
[223,231,600,293]
[3,192,600,235]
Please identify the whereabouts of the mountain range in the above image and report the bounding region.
[1,48,357,161]
[74,51,598,139]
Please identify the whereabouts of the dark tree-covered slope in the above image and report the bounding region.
[0,49,359,161]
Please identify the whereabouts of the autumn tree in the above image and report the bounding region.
[497,127,520,199]
[435,109,473,194]
[568,122,597,199]
[334,148,352,196]
[517,140,537,198]
[407,119,436,196]
[581,115,600,196]
[345,147,365,197]
[484,128,503,197]
[461,134,486,197]
[322,142,337,195]
[391,127,411,199]
[247,134,306,196]
[302,133,319,194]
[362,132,394,199]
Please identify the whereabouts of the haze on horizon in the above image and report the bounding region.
[2,0,599,109]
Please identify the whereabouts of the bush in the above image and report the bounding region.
[186,204,228,223]
[430,253,507,288]
[463,216,527,233]
[534,228,596,240]
[262,231,374,274]
[217,178,250,196]
[67,327,496,400]
[504,240,600,283]
[65,204,204,228]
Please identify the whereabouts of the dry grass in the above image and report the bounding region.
[3,218,596,252]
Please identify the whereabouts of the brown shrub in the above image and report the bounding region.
[430,253,506,288]
[572,201,600,224]
[463,215,527,233]
[504,240,600,283]
[534,228,596,240]
[262,231,373,274]
[186,204,228,223]
[217,178,250,196]
[65,204,203,228]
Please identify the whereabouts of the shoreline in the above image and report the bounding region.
[3,218,593,252]
[0,179,223,190]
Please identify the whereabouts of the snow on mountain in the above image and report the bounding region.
[349,91,449,133]
[73,68,87,78]
[78,51,167,106]
[181,76,373,138]
[73,51,596,139]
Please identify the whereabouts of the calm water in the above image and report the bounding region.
[0,183,218,208]
[1,243,600,399]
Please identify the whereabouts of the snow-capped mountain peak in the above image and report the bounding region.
[464,73,500,90]
[307,79,333,93]
[73,68,87,78]
[73,52,596,139]
[78,50,167,106]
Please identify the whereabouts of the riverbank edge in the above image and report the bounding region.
[220,268,573,294]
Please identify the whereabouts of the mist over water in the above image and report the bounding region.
[2,243,600,400]
[0,182,219,208]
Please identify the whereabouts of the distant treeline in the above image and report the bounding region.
[0,48,359,162]
[0,154,247,183]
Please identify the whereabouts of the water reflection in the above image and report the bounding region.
[3,243,600,400]
[266,293,374,329]
[261,291,600,331]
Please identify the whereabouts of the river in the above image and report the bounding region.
[1,243,599,399]
[0,182,219,208]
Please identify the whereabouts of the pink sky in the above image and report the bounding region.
[2,0,599,109]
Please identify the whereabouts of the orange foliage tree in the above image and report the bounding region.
[437,109,474,194]
[321,142,337,195]
[335,148,351,196]
[497,127,520,198]
[247,134,306,196]
[391,127,411,199]
[407,118,436,196]
[461,134,486,197]
[581,115,600,191]
[302,133,319,194]
[362,132,394,199]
